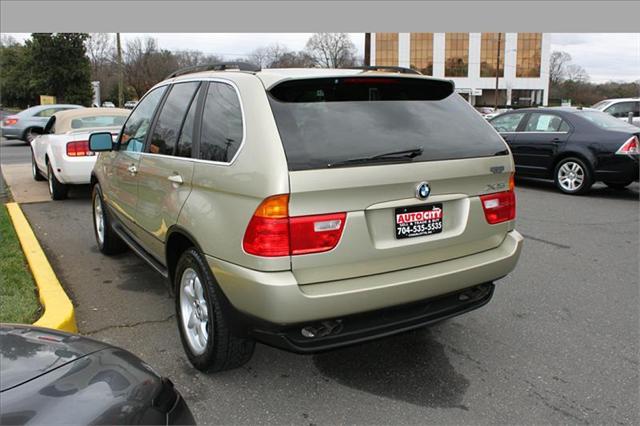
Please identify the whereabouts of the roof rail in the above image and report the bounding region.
[349,66,422,75]
[166,62,261,79]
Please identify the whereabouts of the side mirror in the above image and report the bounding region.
[89,132,114,152]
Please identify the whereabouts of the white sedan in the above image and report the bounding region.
[31,108,130,200]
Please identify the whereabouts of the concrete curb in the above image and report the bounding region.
[6,202,77,332]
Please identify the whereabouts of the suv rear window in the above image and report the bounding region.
[268,77,508,171]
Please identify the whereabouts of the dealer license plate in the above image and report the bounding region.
[395,204,443,239]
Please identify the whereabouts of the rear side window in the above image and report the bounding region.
[70,115,127,129]
[490,113,526,133]
[149,82,200,156]
[120,86,167,152]
[605,101,637,118]
[176,85,203,158]
[268,77,508,171]
[199,82,243,163]
[524,113,567,132]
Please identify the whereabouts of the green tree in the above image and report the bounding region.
[25,33,94,105]
[0,40,36,107]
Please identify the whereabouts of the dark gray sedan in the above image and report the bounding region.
[0,324,195,425]
[1,104,83,144]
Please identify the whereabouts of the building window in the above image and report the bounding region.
[410,33,433,75]
[480,33,505,77]
[516,33,542,77]
[375,33,398,66]
[445,33,469,77]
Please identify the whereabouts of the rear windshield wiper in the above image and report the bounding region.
[327,147,424,168]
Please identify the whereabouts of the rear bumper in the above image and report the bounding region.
[595,155,639,183]
[251,282,494,353]
[207,230,523,325]
[54,157,96,184]
[1,126,23,139]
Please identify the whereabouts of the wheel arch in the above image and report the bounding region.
[166,226,207,289]
[22,126,43,141]
[551,150,595,177]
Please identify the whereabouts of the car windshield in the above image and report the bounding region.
[590,100,611,110]
[579,111,638,130]
[70,115,127,129]
[268,77,508,171]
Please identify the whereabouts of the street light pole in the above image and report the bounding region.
[116,33,124,108]
[494,33,502,110]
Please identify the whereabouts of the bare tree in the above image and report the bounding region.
[124,38,179,98]
[86,33,114,74]
[305,33,357,68]
[173,50,223,68]
[566,64,590,83]
[249,43,293,68]
[549,51,572,86]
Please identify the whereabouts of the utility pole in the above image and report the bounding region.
[494,33,502,110]
[116,33,124,108]
[364,33,371,66]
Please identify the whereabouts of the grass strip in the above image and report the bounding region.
[0,203,41,323]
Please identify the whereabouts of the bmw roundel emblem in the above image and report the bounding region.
[416,182,431,200]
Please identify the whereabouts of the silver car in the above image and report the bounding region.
[1,104,83,144]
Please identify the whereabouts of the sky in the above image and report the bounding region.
[3,33,639,83]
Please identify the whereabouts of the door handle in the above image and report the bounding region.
[552,137,562,143]
[127,164,137,175]
[167,174,183,185]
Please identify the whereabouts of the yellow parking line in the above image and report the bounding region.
[5,202,77,332]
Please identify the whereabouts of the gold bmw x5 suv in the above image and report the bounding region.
[89,63,523,372]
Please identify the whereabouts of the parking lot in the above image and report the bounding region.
[1,136,638,424]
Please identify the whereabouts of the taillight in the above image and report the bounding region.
[3,116,18,126]
[480,190,516,224]
[66,140,93,156]
[242,194,346,257]
[616,136,639,155]
[243,195,290,257]
[290,213,346,255]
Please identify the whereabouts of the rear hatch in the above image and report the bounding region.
[268,75,514,284]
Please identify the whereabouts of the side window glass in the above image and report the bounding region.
[119,86,167,153]
[149,82,200,156]
[199,82,244,163]
[176,85,202,158]
[559,120,570,132]
[525,113,563,132]
[490,113,525,133]
[606,102,634,118]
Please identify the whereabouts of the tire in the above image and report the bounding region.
[47,161,68,200]
[92,184,127,255]
[31,151,45,181]
[554,157,593,195]
[604,180,634,190]
[175,247,255,372]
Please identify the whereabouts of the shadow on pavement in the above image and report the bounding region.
[313,328,469,410]
[515,177,639,201]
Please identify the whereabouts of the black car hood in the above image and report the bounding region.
[0,324,110,392]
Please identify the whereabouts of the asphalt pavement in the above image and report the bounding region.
[2,137,639,425]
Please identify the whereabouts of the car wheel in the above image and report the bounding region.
[603,180,634,190]
[31,151,45,181]
[175,247,255,372]
[47,162,68,200]
[92,184,127,255]
[554,157,593,195]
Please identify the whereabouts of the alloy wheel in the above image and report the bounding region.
[557,161,585,192]
[94,194,105,245]
[179,268,210,355]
